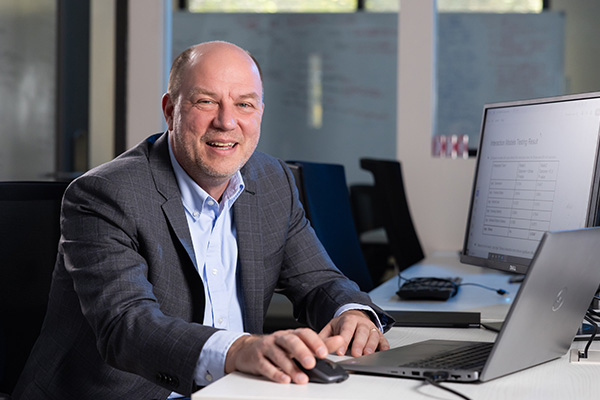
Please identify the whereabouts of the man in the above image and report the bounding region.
[13,41,392,399]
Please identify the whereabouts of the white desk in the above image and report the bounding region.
[193,254,600,399]
[192,326,600,399]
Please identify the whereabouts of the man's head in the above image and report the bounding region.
[162,41,264,198]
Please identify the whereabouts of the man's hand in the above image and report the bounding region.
[224,328,345,384]
[318,309,390,357]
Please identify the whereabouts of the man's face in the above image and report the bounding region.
[164,44,264,191]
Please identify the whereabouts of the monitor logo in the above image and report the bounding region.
[509,265,517,272]
[552,287,567,312]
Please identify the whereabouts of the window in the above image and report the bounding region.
[187,0,358,13]
[187,0,543,13]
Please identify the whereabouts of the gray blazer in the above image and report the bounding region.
[13,133,390,400]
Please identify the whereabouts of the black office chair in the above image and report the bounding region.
[287,161,375,292]
[349,184,383,234]
[359,158,425,272]
[0,181,69,397]
[349,184,394,285]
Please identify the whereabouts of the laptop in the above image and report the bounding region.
[339,227,600,382]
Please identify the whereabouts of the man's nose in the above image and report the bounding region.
[213,104,236,130]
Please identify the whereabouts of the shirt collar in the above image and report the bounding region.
[167,135,245,217]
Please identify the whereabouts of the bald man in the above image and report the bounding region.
[13,41,393,400]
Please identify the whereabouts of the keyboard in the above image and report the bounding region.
[400,341,493,370]
[396,277,462,301]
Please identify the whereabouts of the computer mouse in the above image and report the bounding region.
[294,357,349,384]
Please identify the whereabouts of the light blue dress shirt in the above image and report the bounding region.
[167,141,382,394]
[168,143,248,391]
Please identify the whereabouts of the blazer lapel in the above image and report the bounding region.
[147,133,198,270]
[234,177,265,334]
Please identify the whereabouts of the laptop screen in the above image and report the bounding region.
[460,92,600,275]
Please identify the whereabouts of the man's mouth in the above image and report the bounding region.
[207,141,237,149]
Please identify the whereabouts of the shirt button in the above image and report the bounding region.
[192,211,200,218]
[218,317,224,324]
[206,373,213,382]
[207,199,215,206]
[211,268,218,275]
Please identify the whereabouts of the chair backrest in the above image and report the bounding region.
[359,158,425,271]
[286,163,310,221]
[0,181,69,394]
[286,161,374,292]
[348,184,393,285]
[349,184,384,235]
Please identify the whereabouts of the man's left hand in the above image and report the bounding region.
[318,309,390,357]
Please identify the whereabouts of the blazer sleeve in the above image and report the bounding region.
[237,154,393,333]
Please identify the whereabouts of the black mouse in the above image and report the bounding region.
[294,357,349,384]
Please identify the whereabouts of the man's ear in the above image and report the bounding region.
[162,93,174,130]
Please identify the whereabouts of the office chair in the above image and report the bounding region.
[286,161,375,292]
[359,158,425,272]
[349,184,382,234]
[0,181,69,397]
[287,163,309,218]
[349,184,394,285]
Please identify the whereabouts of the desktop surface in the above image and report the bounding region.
[192,326,599,400]
[192,254,598,399]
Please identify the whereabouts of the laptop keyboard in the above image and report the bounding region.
[400,342,494,370]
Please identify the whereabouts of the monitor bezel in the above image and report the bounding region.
[460,91,600,275]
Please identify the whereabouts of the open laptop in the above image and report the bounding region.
[339,227,600,382]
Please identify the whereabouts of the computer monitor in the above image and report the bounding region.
[460,92,600,275]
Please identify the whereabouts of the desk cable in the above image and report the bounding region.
[580,297,600,359]
[422,371,472,400]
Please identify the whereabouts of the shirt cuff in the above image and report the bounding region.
[194,330,249,386]
[335,303,384,332]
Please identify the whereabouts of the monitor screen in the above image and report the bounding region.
[460,92,600,275]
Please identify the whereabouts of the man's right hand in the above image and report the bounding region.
[224,328,345,384]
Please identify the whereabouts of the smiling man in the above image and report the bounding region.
[164,42,264,201]
[13,41,393,400]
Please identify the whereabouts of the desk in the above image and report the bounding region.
[193,254,599,399]
[192,326,600,399]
